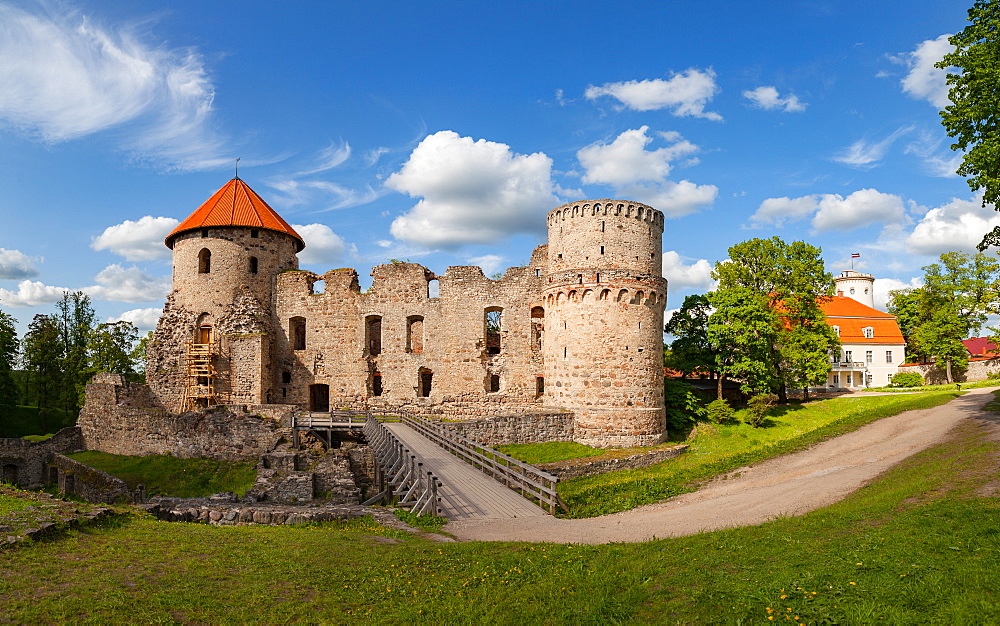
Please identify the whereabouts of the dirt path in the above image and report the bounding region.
[445,387,997,544]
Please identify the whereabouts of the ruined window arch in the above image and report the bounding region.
[582,289,594,302]
[311,279,325,295]
[485,307,502,355]
[418,368,433,397]
[365,315,382,356]
[309,384,329,412]
[617,289,629,302]
[531,306,544,351]
[290,316,306,350]
[631,290,645,304]
[427,278,440,298]
[249,256,259,274]
[195,313,213,344]
[198,248,211,274]
[370,369,383,397]
[600,289,610,301]
[406,315,424,354]
[487,373,500,393]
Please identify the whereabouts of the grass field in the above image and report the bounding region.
[66,451,258,498]
[1,410,998,623]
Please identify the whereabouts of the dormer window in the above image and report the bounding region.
[863,327,874,339]
[832,325,840,337]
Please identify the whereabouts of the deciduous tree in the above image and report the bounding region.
[22,314,63,433]
[664,294,715,377]
[0,308,19,415]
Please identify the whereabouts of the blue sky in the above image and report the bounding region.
[0,0,988,334]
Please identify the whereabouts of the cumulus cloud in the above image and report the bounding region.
[584,69,722,120]
[833,125,914,168]
[91,216,179,261]
[906,193,1000,255]
[893,34,954,108]
[742,86,806,112]
[750,189,906,232]
[386,131,558,249]
[662,251,714,290]
[0,248,40,279]
[85,265,170,302]
[292,223,348,266]
[0,2,225,169]
[467,254,505,276]
[0,280,68,307]
[576,127,717,217]
[109,307,162,331]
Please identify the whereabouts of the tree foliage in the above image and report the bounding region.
[22,314,64,433]
[937,1,1000,248]
[708,237,839,401]
[663,294,714,377]
[0,308,19,412]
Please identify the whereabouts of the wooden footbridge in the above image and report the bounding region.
[292,411,566,520]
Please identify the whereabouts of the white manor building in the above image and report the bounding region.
[822,270,906,390]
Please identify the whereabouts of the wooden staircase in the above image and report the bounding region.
[180,342,218,412]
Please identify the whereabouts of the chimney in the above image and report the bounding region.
[837,290,844,297]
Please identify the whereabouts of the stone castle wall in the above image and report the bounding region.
[0,428,85,488]
[439,412,573,446]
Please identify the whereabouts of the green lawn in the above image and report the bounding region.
[66,451,257,498]
[0,491,37,516]
[558,391,962,517]
[1,411,998,623]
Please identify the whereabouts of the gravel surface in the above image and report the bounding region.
[446,387,997,544]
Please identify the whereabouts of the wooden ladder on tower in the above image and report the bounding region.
[180,341,218,412]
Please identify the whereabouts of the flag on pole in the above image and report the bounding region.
[851,253,860,258]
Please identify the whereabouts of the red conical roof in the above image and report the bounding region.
[165,178,305,251]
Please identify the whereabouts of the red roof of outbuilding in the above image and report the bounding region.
[963,337,998,356]
[165,178,305,251]
[819,295,905,345]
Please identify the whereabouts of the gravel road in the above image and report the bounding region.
[445,386,996,544]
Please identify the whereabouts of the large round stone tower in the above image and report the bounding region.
[147,177,304,411]
[542,199,668,448]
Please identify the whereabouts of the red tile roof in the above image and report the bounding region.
[963,336,998,356]
[820,295,905,345]
[165,178,305,251]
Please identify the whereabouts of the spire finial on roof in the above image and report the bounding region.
[235,157,241,180]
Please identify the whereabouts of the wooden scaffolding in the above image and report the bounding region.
[180,341,218,412]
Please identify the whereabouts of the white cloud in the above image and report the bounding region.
[750,189,906,232]
[0,280,68,307]
[578,127,697,187]
[584,69,722,120]
[468,254,505,276]
[91,216,179,261]
[292,223,348,266]
[872,277,923,311]
[294,141,351,176]
[903,129,962,177]
[662,251,714,290]
[576,127,716,218]
[0,248,40,279]
[267,179,384,211]
[386,131,558,249]
[85,265,169,302]
[365,147,390,166]
[742,86,806,112]
[833,126,914,168]
[894,34,954,108]
[0,3,225,169]
[109,307,162,331]
[906,193,1000,255]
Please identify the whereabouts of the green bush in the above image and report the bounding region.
[744,393,777,427]
[890,372,924,387]
[663,379,706,431]
[704,398,735,424]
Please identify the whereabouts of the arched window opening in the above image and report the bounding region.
[418,368,433,397]
[311,279,325,295]
[198,248,211,274]
[196,313,213,344]
[290,316,306,350]
[488,374,500,393]
[617,289,629,302]
[535,376,544,396]
[631,290,645,305]
[249,256,259,274]
[371,370,383,397]
[530,307,544,351]
[427,279,440,298]
[365,315,382,356]
[406,316,424,354]
[485,307,503,355]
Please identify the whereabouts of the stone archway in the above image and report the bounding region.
[2,463,18,485]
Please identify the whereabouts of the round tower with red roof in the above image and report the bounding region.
[148,178,304,411]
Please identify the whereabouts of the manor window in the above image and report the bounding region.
[886,351,893,364]
[863,327,874,339]
[866,350,873,363]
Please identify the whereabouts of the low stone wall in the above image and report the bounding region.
[538,444,688,480]
[79,375,288,460]
[0,428,85,488]
[899,358,1000,385]
[437,412,574,446]
[47,454,133,504]
[140,497,408,529]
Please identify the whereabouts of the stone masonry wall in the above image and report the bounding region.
[48,453,132,503]
[440,412,574,446]
[898,358,1000,385]
[0,427,85,488]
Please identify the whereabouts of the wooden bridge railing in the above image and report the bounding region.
[400,414,568,515]
[360,418,442,516]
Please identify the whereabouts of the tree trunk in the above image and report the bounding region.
[946,358,954,384]
[716,374,725,400]
[802,386,809,401]
[777,381,787,404]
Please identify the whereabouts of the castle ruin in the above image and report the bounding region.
[107,178,669,448]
